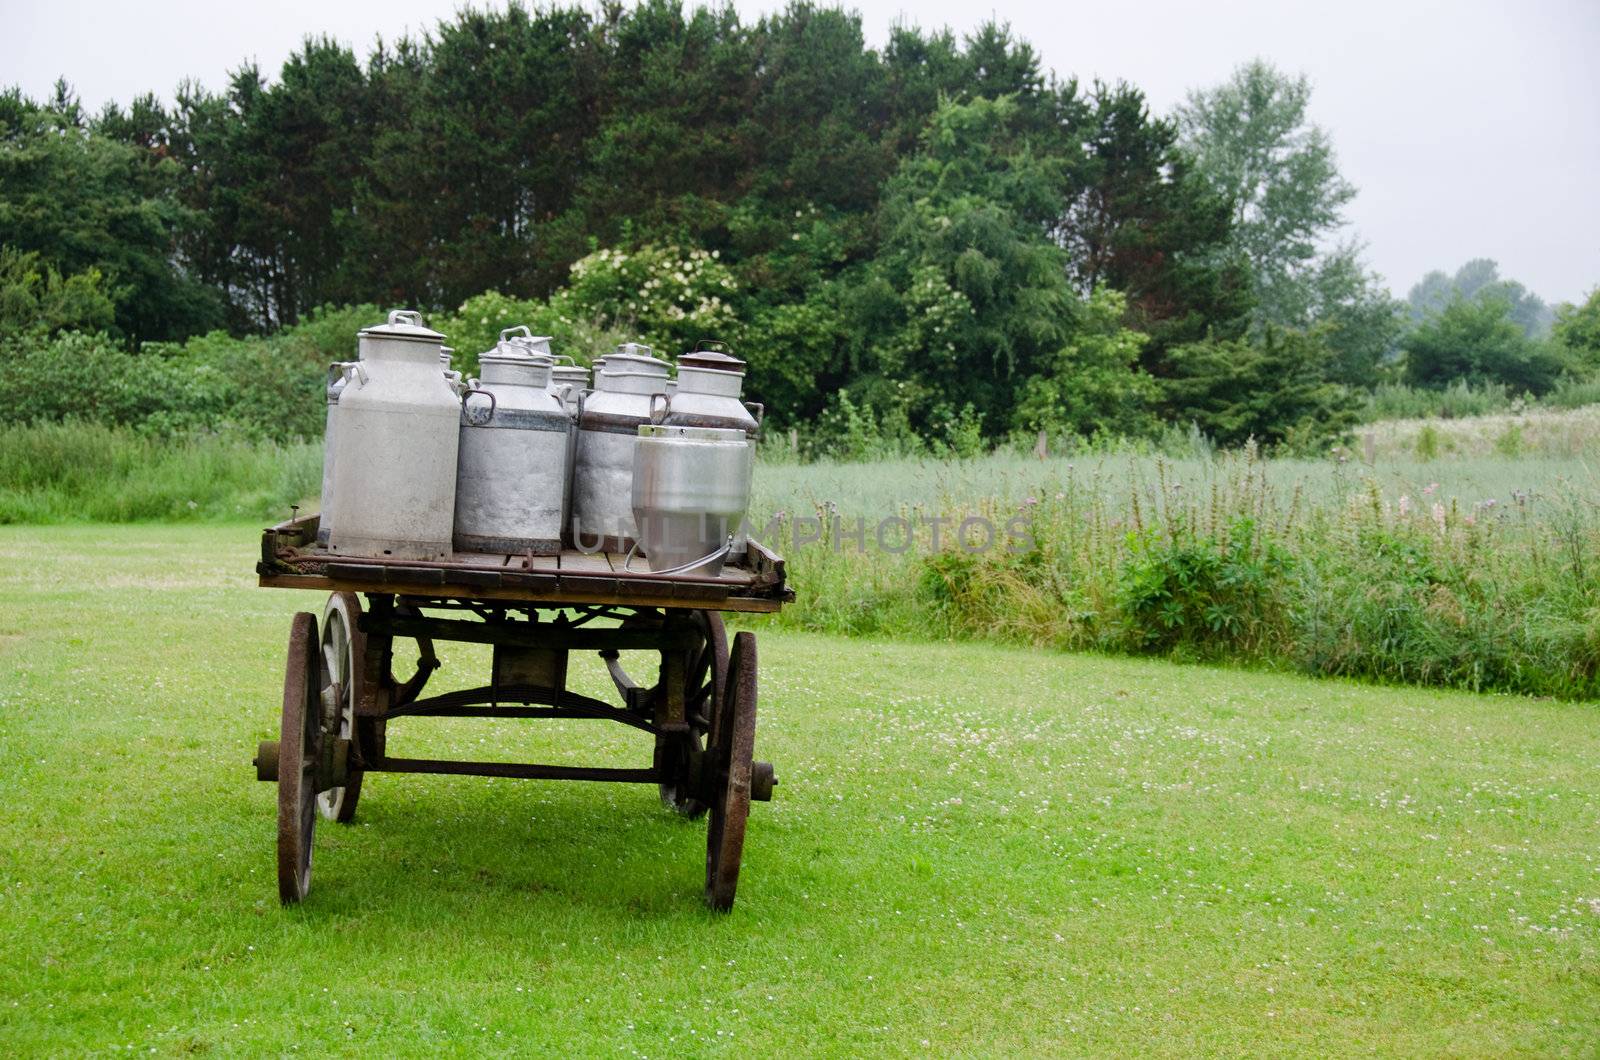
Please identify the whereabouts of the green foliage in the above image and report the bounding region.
[861,94,1074,431]
[1403,295,1568,393]
[1407,259,1554,337]
[1054,81,1251,363]
[0,88,220,342]
[1360,380,1519,421]
[1177,60,1356,332]
[1552,287,1600,371]
[1014,287,1158,438]
[0,246,115,337]
[1114,518,1291,655]
[1161,327,1358,447]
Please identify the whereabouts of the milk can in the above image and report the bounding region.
[630,425,754,575]
[316,361,355,548]
[453,346,571,555]
[650,342,762,557]
[655,342,762,435]
[326,311,460,561]
[440,347,463,395]
[570,343,671,551]
[549,357,589,413]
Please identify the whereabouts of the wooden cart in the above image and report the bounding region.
[253,513,791,910]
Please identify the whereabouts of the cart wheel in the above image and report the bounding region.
[657,612,726,819]
[318,593,364,823]
[705,630,756,911]
[277,612,321,904]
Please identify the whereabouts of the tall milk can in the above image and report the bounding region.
[453,346,571,555]
[654,343,762,556]
[631,425,754,575]
[317,361,355,548]
[570,343,670,551]
[326,311,460,561]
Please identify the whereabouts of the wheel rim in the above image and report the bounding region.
[706,630,756,911]
[277,612,320,904]
[317,593,364,822]
[658,612,726,819]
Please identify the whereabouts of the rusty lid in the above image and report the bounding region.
[678,344,745,374]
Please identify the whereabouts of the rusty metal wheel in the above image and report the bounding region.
[657,611,726,819]
[705,630,756,911]
[277,612,321,904]
[317,593,364,823]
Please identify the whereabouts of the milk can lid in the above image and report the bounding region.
[604,342,670,375]
[361,309,445,343]
[677,339,745,374]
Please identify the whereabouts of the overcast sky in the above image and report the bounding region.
[4,0,1597,304]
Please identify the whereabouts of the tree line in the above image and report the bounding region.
[2,1,1597,448]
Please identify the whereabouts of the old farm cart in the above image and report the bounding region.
[253,514,791,910]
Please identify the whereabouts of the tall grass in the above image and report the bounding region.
[0,422,320,523]
[752,446,1600,700]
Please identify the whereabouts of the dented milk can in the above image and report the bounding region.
[326,310,460,561]
[453,345,572,555]
[570,343,670,551]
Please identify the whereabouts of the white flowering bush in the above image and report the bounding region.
[550,244,739,354]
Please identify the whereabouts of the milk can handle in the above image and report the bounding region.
[744,401,764,428]
[692,338,731,353]
[462,386,496,426]
[499,325,532,344]
[388,310,423,326]
[623,534,734,576]
[349,362,369,387]
[649,392,671,424]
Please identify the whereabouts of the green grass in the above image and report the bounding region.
[0,422,321,524]
[1,524,1598,1055]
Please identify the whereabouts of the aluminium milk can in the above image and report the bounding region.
[652,343,762,556]
[440,347,463,395]
[631,424,754,575]
[326,311,460,561]
[570,343,670,551]
[657,343,762,434]
[453,347,572,555]
[317,361,355,548]
[549,357,589,414]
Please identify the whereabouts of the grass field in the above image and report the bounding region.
[2,524,1598,1055]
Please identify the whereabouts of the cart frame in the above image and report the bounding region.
[253,513,790,910]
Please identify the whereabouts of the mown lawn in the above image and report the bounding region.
[1,524,1597,1056]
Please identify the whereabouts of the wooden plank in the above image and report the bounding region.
[558,552,613,573]
[260,573,785,613]
[450,550,513,569]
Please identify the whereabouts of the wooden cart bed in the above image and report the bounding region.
[257,513,792,613]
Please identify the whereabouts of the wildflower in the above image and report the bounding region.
[1398,495,1412,517]
[1423,482,1438,496]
